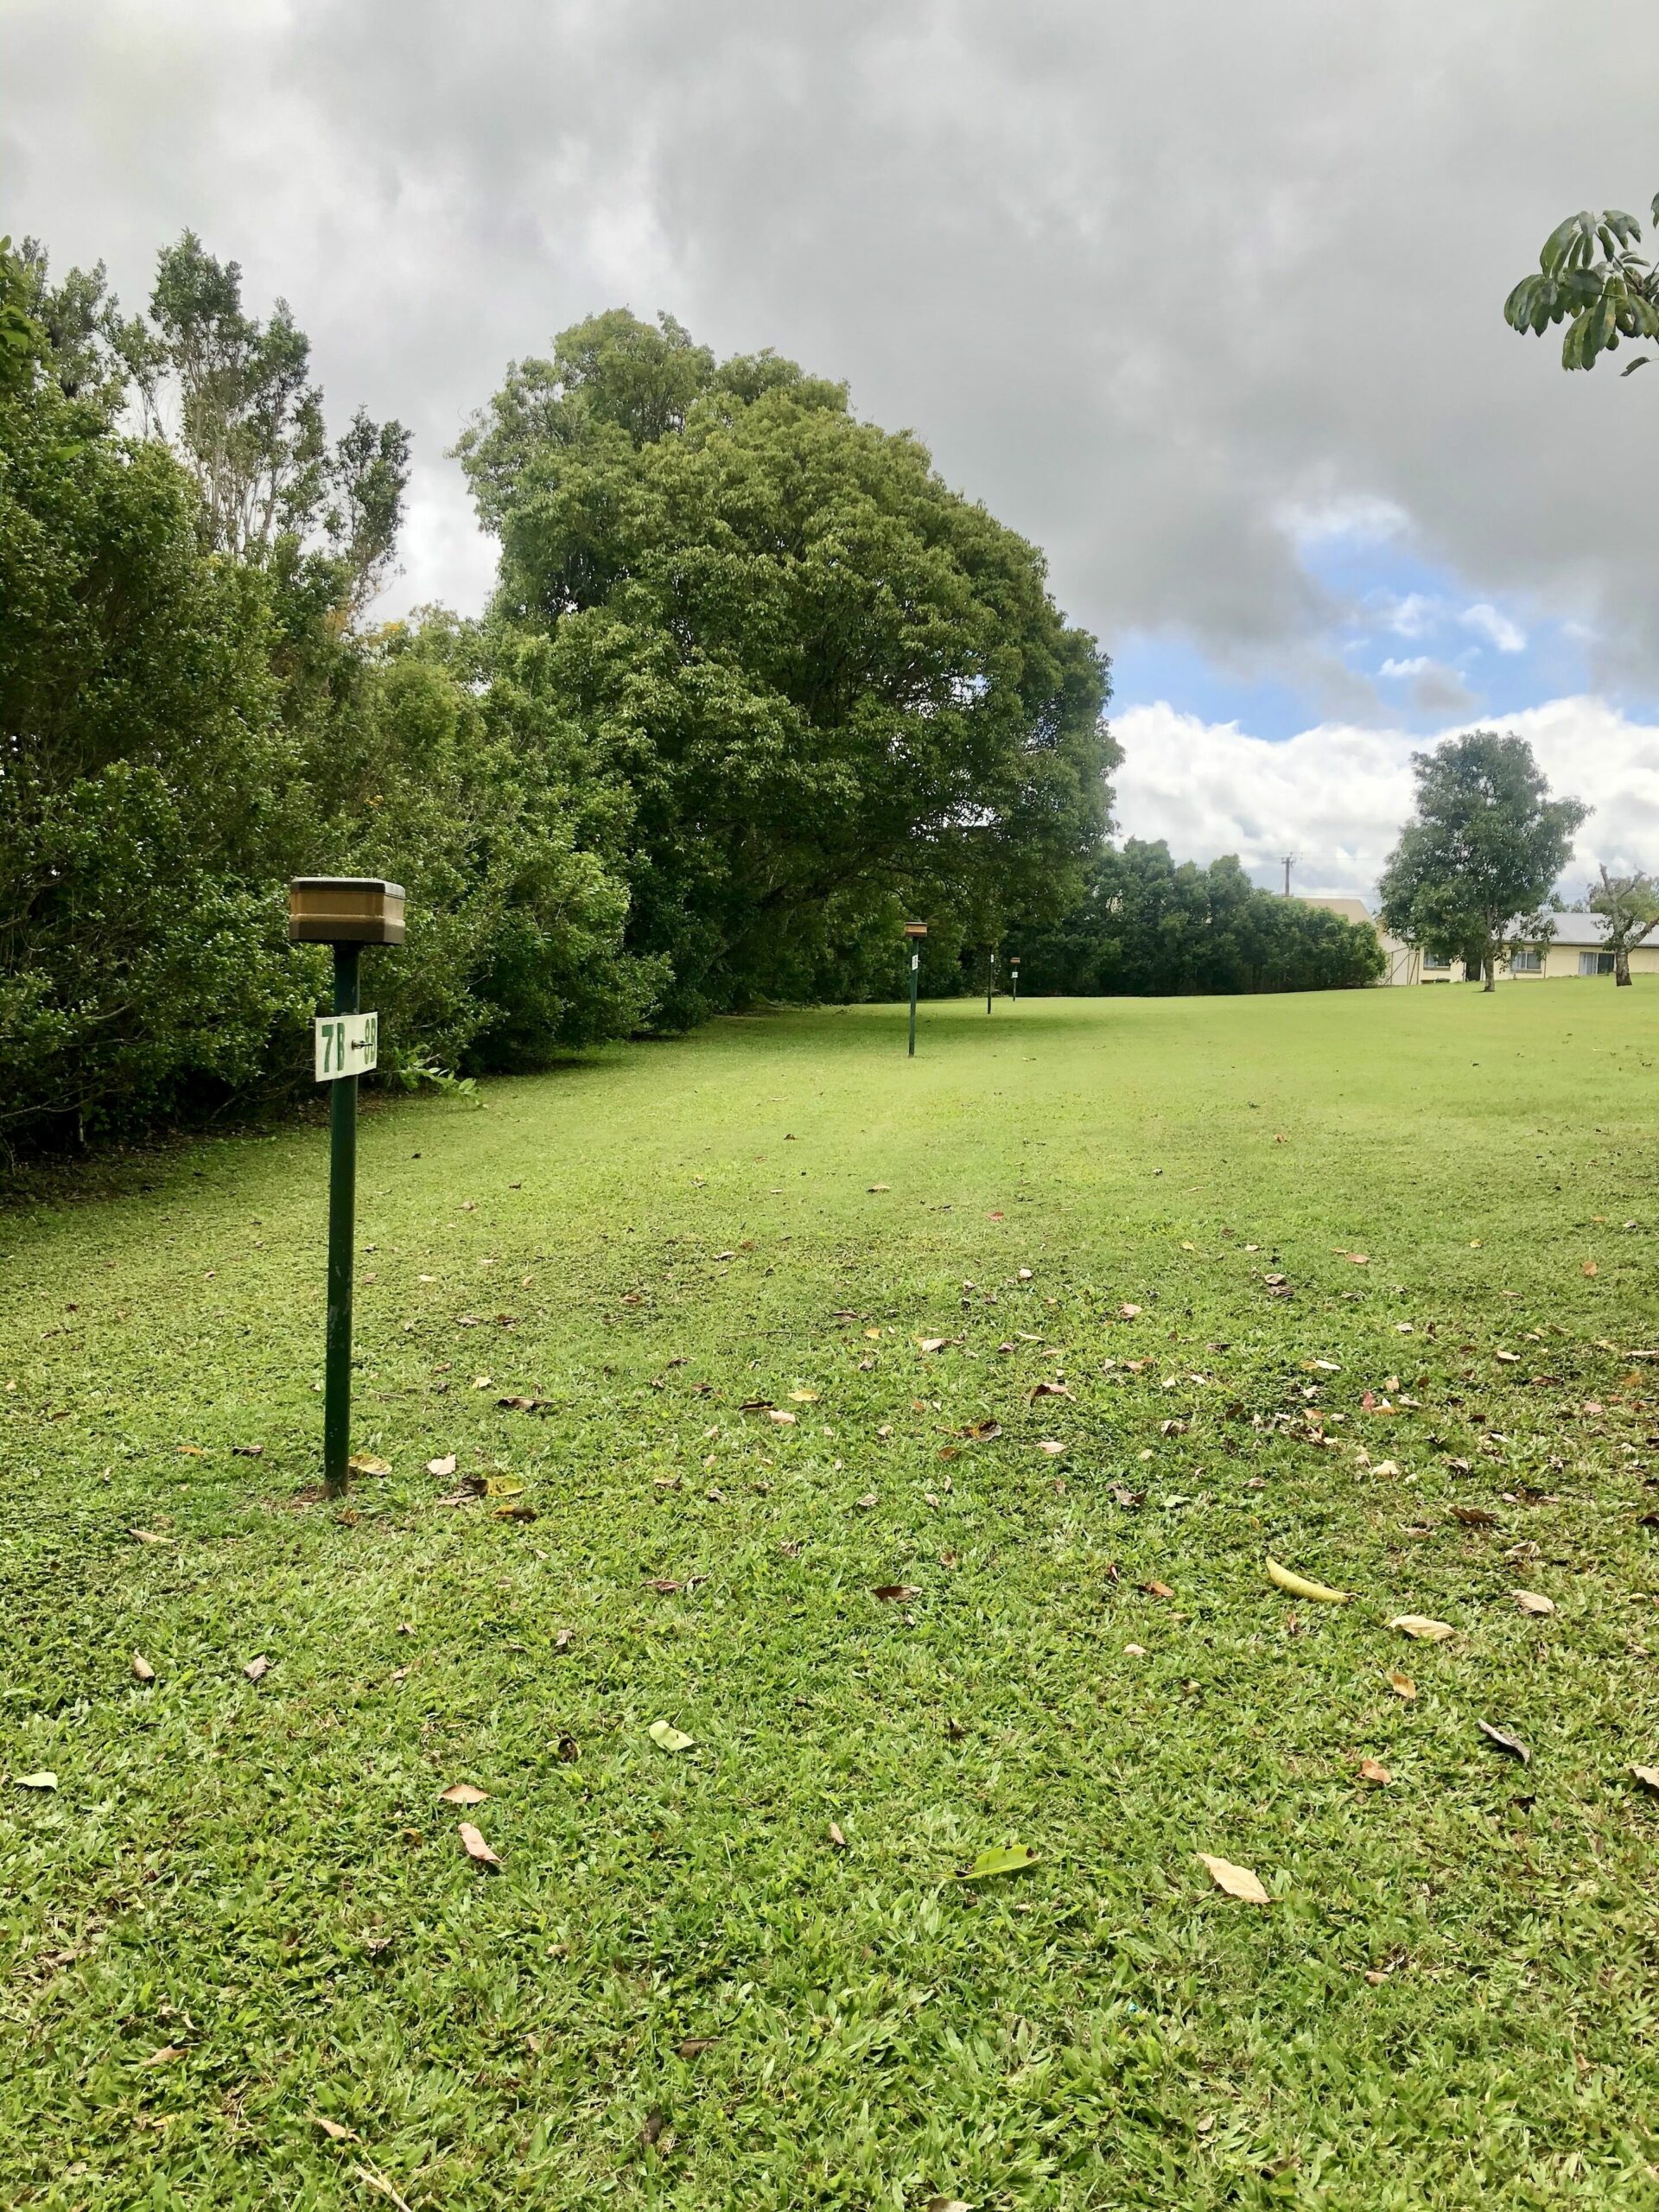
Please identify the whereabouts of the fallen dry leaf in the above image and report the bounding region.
[458,1821,501,1868]
[1451,1504,1499,1528]
[1389,1616,1453,1642]
[348,1452,391,1477]
[1029,1380,1072,1401]
[1037,1440,1065,1456]
[1142,1579,1174,1599]
[130,1652,156,1683]
[439,1783,489,1807]
[873,1583,921,1601]
[917,1338,949,1354]
[1357,1758,1393,1786]
[128,1528,170,1546]
[788,1388,820,1403]
[243,1654,270,1681]
[143,2044,186,2066]
[961,1419,1002,1440]
[867,1184,890,1193]
[1119,1302,1141,1319]
[1017,1268,1034,1282]
[1198,1854,1269,1904]
[829,1821,848,1849]
[1478,1720,1530,1764]
[1387,1670,1417,1700]
[311,2114,357,2143]
[1631,1765,1659,1793]
[426,1454,457,1478]
[14,1771,57,1791]
[767,1409,798,1426]
[648,1719,696,1752]
[1513,1589,1555,1617]
[1583,1259,1599,1277]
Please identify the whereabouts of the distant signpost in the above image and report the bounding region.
[289,878,404,1497]
[903,921,927,1056]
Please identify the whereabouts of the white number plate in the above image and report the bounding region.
[315,1012,378,1081]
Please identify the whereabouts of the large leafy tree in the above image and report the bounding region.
[461,313,1116,1023]
[1504,198,1659,376]
[1378,733,1587,991]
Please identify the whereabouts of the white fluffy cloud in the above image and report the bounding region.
[1113,696,1659,903]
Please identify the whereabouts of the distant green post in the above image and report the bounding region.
[987,949,995,1014]
[904,921,927,1057]
[289,877,406,1497]
[1010,954,1020,1005]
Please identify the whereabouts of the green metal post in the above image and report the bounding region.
[987,951,994,1015]
[323,940,361,1497]
[908,950,919,1057]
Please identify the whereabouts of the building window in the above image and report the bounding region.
[1580,950,1615,976]
[1511,948,1541,974]
[1423,954,1450,971]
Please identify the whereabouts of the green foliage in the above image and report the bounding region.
[1,238,51,399]
[1503,195,1659,375]
[461,311,1117,1024]
[1378,732,1588,991]
[3,257,1122,1161]
[0,258,654,1164]
[1014,842,1386,995]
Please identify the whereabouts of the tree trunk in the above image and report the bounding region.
[1482,940,1495,992]
[1616,944,1632,986]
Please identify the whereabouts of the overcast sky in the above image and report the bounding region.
[7,0,1658,899]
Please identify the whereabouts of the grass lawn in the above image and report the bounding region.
[7,982,1659,2209]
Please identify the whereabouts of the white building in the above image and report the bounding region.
[1295,896,1646,985]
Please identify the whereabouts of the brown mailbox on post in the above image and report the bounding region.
[289,878,406,946]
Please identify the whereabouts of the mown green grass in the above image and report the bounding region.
[6,983,1659,2210]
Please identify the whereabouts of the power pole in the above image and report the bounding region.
[1281,854,1297,898]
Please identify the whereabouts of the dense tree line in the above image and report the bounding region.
[3,226,1389,1170]
[1013,842,1385,995]
[1,238,1113,1160]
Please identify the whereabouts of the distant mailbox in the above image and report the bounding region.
[289,877,406,945]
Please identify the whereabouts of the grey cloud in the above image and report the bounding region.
[5,0,1656,679]
[1409,665,1478,718]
